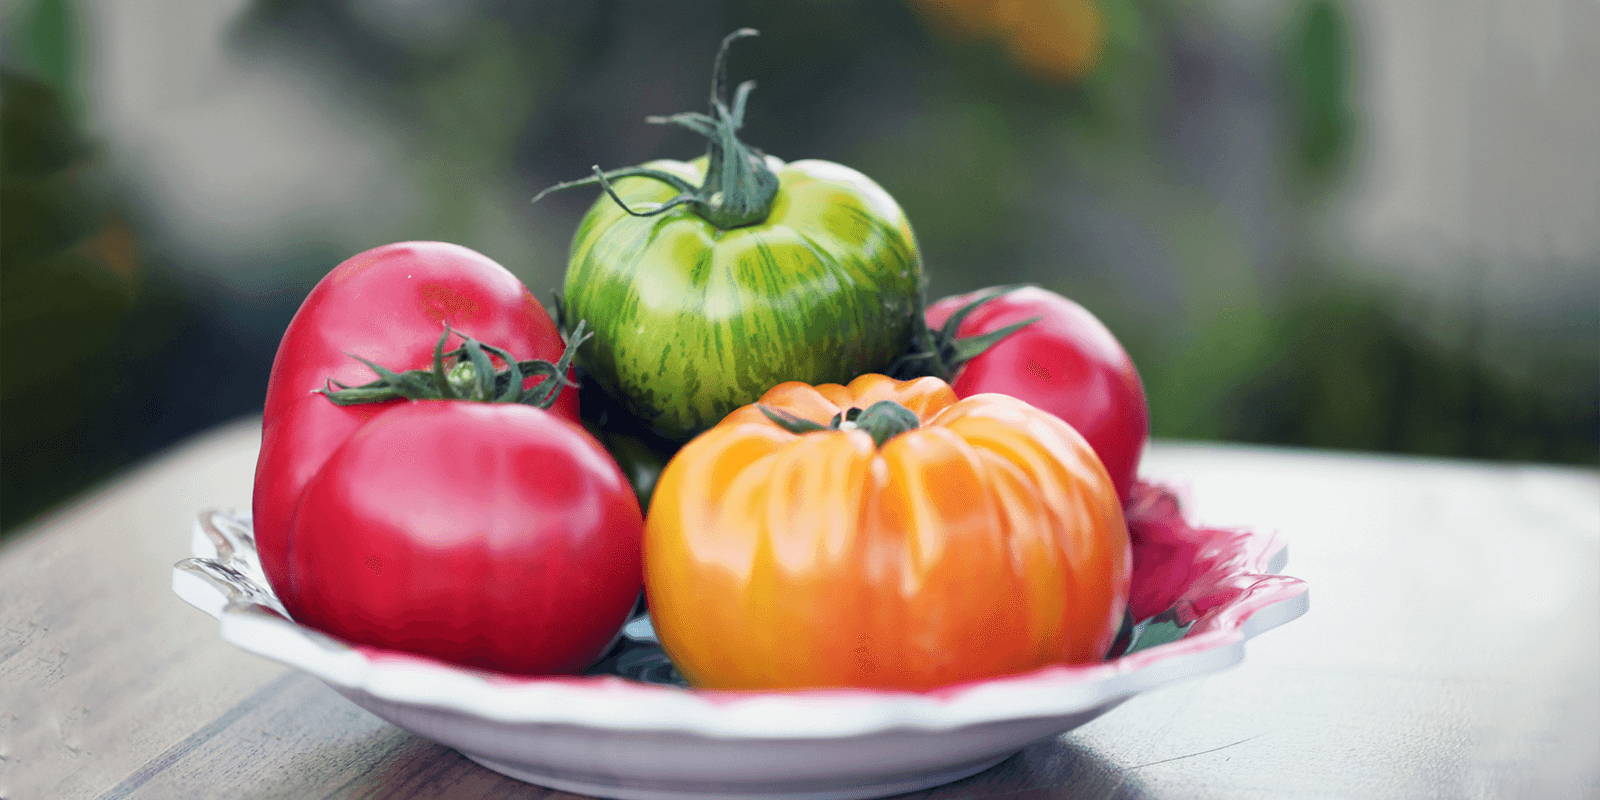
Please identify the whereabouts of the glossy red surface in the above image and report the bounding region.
[927,287,1149,500]
[252,242,574,617]
[288,402,642,675]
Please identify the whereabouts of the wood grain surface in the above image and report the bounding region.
[3,419,1596,799]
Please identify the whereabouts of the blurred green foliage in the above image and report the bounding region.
[0,68,195,529]
[1,50,128,526]
[1286,0,1354,185]
[1,0,1594,533]
[8,0,79,97]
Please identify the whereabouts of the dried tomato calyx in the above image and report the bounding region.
[317,320,590,409]
[758,399,920,448]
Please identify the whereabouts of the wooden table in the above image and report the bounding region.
[4,419,1597,799]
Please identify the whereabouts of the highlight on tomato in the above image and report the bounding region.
[537,30,924,442]
[899,285,1150,500]
[644,373,1131,691]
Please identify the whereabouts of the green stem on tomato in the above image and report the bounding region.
[531,29,779,230]
[317,320,591,409]
[888,285,1042,380]
[758,399,921,448]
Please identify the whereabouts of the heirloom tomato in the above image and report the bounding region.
[539,30,922,441]
[645,374,1131,691]
[253,242,577,618]
[262,296,641,674]
[920,286,1148,500]
[288,400,643,675]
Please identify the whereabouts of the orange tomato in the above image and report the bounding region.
[645,373,1130,690]
[997,0,1105,82]
[911,0,1106,82]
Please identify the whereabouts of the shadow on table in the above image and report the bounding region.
[911,737,1143,799]
[336,731,1142,800]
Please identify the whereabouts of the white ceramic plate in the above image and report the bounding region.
[172,484,1307,800]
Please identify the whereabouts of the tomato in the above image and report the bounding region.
[288,401,642,675]
[922,286,1148,500]
[253,242,576,617]
[577,366,681,511]
[540,30,922,441]
[645,373,1130,690]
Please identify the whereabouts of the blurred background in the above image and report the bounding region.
[2,0,1595,532]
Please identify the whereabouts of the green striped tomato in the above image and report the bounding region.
[561,155,922,440]
[542,31,924,441]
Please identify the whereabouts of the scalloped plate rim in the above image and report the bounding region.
[172,509,1310,740]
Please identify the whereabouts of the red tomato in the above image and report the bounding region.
[288,401,642,675]
[253,242,576,618]
[926,286,1148,499]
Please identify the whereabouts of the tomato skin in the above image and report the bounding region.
[563,157,922,442]
[927,286,1148,500]
[288,402,642,675]
[253,242,574,616]
[646,374,1130,691]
